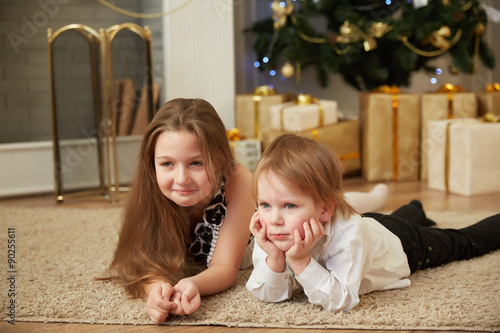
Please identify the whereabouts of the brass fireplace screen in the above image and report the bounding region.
[47,23,157,202]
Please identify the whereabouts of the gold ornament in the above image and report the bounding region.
[280,62,294,78]
[426,26,451,49]
[336,21,391,51]
[369,22,392,38]
[474,22,485,35]
[272,0,294,30]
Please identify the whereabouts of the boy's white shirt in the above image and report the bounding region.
[246,212,411,312]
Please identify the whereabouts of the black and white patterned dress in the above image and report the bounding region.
[189,182,227,266]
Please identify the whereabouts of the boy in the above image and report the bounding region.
[246,134,500,312]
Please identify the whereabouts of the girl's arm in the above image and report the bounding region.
[185,164,255,295]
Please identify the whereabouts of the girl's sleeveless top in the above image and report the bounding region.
[189,182,227,266]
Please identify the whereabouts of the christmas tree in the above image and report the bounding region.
[247,0,495,91]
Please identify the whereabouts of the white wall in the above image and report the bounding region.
[162,0,236,128]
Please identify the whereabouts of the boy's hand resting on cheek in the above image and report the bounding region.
[286,217,325,275]
[249,211,286,272]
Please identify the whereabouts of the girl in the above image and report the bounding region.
[246,133,500,312]
[107,98,255,323]
[106,98,390,323]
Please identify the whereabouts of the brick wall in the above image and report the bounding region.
[0,0,164,143]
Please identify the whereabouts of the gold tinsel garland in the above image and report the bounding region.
[279,0,473,57]
[95,0,196,19]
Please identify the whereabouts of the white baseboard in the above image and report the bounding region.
[0,136,142,198]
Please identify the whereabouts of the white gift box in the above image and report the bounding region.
[232,139,261,173]
[427,119,500,196]
[270,99,338,131]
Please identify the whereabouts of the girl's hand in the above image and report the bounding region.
[286,217,325,274]
[146,282,178,324]
[170,279,201,316]
[250,211,286,272]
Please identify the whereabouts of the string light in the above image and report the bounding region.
[254,61,260,68]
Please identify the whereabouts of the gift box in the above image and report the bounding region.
[427,119,500,196]
[269,95,338,131]
[420,85,477,180]
[477,83,500,118]
[232,139,261,173]
[261,120,361,175]
[235,86,295,138]
[359,90,420,182]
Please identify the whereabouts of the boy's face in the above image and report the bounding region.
[256,171,330,252]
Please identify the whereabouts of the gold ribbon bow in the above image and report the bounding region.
[337,21,391,51]
[438,83,464,94]
[486,83,500,93]
[483,112,500,123]
[426,26,452,49]
[271,0,294,30]
[226,128,241,141]
[374,85,400,95]
[254,85,277,96]
[438,83,464,119]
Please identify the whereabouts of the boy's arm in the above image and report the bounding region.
[246,242,294,302]
[294,258,360,312]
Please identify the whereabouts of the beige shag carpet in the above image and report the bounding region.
[1,205,499,331]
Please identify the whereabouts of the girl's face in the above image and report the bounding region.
[154,130,213,208]
[256,171,331,252]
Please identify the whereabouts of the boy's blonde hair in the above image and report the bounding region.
[253,133,356,219]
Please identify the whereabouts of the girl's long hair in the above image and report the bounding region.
[107,98,234,298]
[253,133,356,219]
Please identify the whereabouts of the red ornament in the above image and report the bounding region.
[328,32,337,45]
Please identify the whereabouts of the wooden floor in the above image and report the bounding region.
[1,177,498,333]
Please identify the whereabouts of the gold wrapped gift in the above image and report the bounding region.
[261,120,361,175]
[420,84,477,180]
[477,83,500,118]
[359,90,420,182]
[235,86,295,138]
[427,119,500,196]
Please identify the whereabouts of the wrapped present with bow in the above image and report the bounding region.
[269,94,338,131]
[360,86,420,182]
[235,85,295,139]
[226,128,261,173]
[427,117,500,196]
[420,84,477,180]
[261,120,361,175]
[477,83,500,118]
